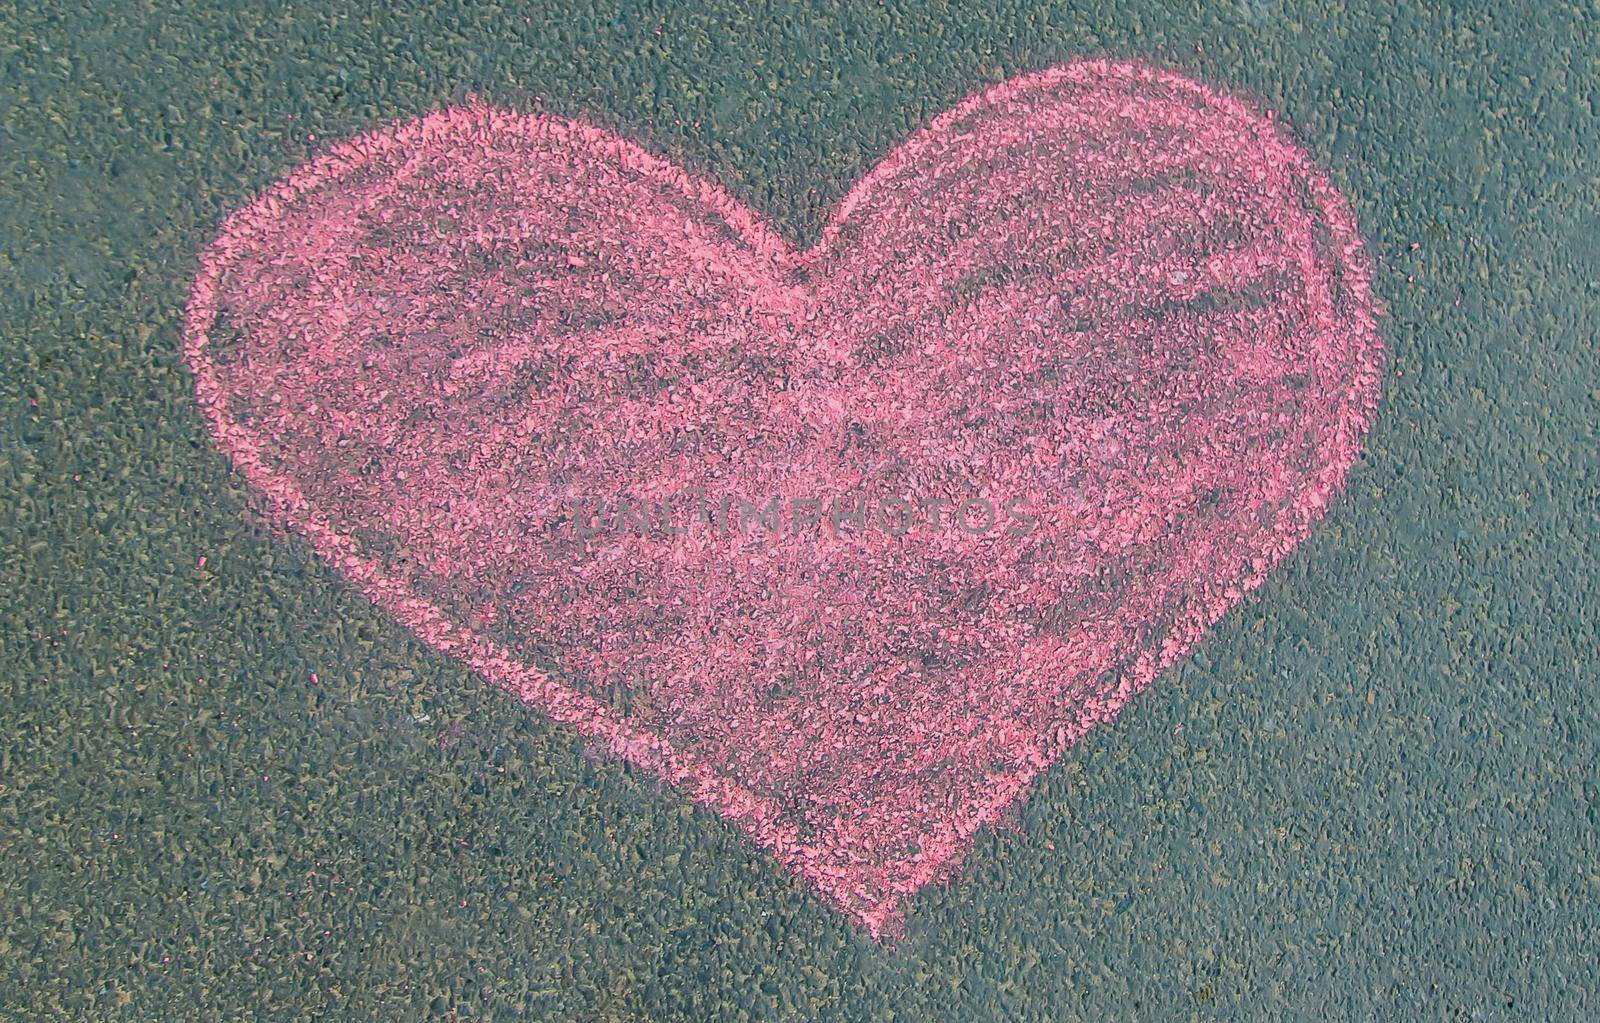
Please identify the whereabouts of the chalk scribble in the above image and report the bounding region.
[185,60,1384,936]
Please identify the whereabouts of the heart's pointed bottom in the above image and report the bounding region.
[185,58,1383,935]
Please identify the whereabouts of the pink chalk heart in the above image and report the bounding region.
[186,60,1383,935]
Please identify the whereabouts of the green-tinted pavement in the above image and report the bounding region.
[2,2,1595,1019]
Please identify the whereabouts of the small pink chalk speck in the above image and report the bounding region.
[184,59,1383,936]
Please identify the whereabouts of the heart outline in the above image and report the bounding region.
[185,59,1384,936]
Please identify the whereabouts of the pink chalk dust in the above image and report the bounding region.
[185,60,1384,936]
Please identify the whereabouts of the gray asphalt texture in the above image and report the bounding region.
[2,2,1596,1020]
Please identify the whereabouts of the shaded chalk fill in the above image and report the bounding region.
[185,59,1383,936]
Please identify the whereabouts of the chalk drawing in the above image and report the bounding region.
[185,60,1384,936]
